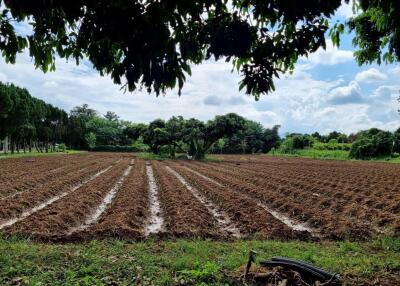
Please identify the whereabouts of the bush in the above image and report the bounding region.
[278,137,295,154]
[313,141,351,151]
[57,143,67,152]
[92,145,140,152]
[349,130,394,159]
[131,140,150,152]
[289,134,314,149]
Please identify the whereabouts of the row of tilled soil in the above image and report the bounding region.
[220,161,400,228]
[151,161,222,238]
[166,161,310,240]
[182,160,399,240]
[3,154,397,241]
[0,153,99,179]
[76,158,150,240]
[0,154,116,198]
[2,156,301,241]
[4,157,132,240]
[0,155,122,226]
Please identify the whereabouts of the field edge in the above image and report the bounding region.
[0,236,399,285]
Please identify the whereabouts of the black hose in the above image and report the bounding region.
[271,257,340,281]
[259,260,327,281]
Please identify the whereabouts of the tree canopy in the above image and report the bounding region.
[0,0,350,99]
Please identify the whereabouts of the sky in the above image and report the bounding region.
[0,2,399,136]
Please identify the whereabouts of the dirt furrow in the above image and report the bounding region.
[87,159,150,239]
[184,163,317,235]
[4,158,132,239]
[151,161,221,238]
[144,163,164,236]
[0,156,110,198]
[169,162,313,239]
[68,159,135,234]
[0,154,99,185]
[0,164,114,230]
[216,161,400,235]
[165,165,241,238]
[184,161,375,240]
[0,157,122,222]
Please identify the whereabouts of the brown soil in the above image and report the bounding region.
[167,161,310,240]
[0,153,112,198]
[0,153,398,241]
[0,155,119,222]
[151,160,221,239]
[86,159,150,239]
[186,156,400,240]
[5,157,132,239]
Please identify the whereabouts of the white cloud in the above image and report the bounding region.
[355,68,388,83]
[371,85,399,99]
[306,40,353,65]
[388,66,400,76]
[0,46,398,136]
[335,0,356,19]
[327,81,363,105]
[0,72,7,82]
[43,81,58,88]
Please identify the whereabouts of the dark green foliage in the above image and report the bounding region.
[0,0,345,98]
[215,122,280,154]
[141,113,247,159]
[0,82,69,153]
[286,134,314,149]
[394,128,400,153]
[330,0,400,75]
[313,140,351,151]
[350,129,394,159]
[92,145,142,152]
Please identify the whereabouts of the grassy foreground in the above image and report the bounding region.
[0,237,399,285]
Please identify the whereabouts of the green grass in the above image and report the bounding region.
[270,148,400,163]
[0,237,399,285]
[135,152,223,162]
[0,150,85,159]
[271,149,350,161]
[135,152,170,160]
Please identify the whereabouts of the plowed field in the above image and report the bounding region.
[0,153,398,241]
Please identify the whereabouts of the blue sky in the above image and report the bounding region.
[0,1,399,136]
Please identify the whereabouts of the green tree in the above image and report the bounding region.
[394,128,400,153]
[70,104,98,122]
[262,125,281,153]
[104,111,119,122]
[86,117,122,146]
[85,132,96,151]
[143,119,168,154]
[184,113,246,159]
[331,1,400,67]
[121,123,148,145]
[217,138,225,154]
[350,129,394,159]
[0,1,345,98]
[165,116,186,158]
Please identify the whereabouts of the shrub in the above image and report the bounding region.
[278,137,295,154]
[131,140,150,152]
[92,145,140,152]
[349,130,394,159]
[313,141,351,151]
[57,143,67,152]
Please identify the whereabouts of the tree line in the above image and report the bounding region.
[0,82,70,153]
[2,81,399,160]
[0,82,281,158]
